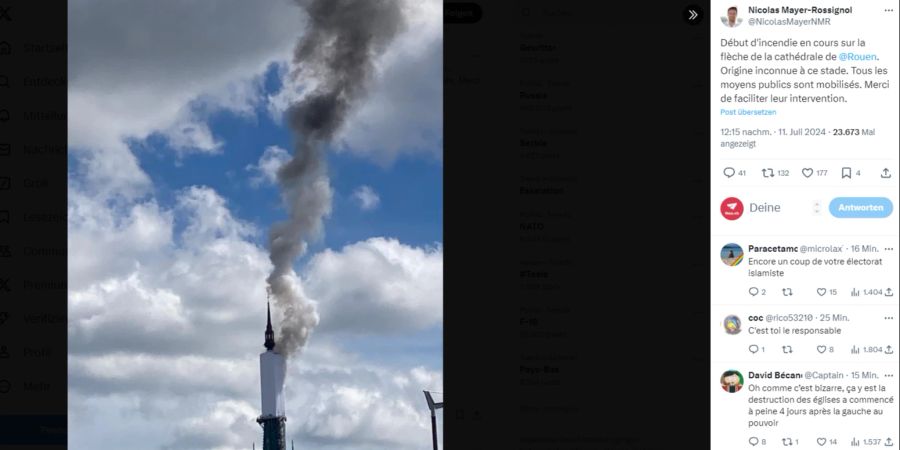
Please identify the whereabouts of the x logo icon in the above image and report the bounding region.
[0,278,9,292]
[0,7,9,21]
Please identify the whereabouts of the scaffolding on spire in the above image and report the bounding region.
[258,289,287,450]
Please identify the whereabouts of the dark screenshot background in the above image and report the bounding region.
[0,0,710,447]
[0,0,67,445]
[444,1,710,448]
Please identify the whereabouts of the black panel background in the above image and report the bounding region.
[444,1,710,448]
[0,0,68,447]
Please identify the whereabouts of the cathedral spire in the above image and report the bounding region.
[264,302,276,351]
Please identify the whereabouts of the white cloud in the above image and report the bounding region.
[268,0,442,165]
[69,343,443,450]
[303,238,443,334]
[68,0,305,198]
[68,191,174,291]
[68,274,191,353]
[68,185,442,449]
[287,358,442,449]
[351,185,381,211]
[68,186,271,357]
[67,139,154,201]
[69,354,257,399]
[164,400,260,450]
[162,120,222,155]
[246,145,292,187]
[175,186,257,242]
[333,0,443,164]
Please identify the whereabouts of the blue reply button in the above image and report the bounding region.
[829,197,893,218]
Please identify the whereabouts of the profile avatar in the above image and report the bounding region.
[722,6,742,27]
[723,315,741,334]
[720,197,744,220]
[721,243,744,266]
[720,370,744,393]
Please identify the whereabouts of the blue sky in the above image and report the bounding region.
[126,64,444,373]
[135,63,443,257]
[127,62,444,370]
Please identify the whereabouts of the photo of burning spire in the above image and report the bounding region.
[267,0,405,358]
[67,0,442,448]
[257,3,412,448]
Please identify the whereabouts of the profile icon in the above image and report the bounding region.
[721,370,744,393]
[722,6,742,27]
[720,197,744,220]
[721,243,744,266]
[723,315,741,334]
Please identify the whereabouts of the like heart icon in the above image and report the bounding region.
[817,345,827,353]
[817,288,827,296]
[817,437,826,446]
[803,168,814,178]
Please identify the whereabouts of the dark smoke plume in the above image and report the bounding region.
[267,0,405,356]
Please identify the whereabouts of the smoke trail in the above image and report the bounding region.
[267,0,406,356]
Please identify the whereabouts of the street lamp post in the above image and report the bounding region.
[423,391,443,450]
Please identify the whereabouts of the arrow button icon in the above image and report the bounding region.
[683,5,704,24]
